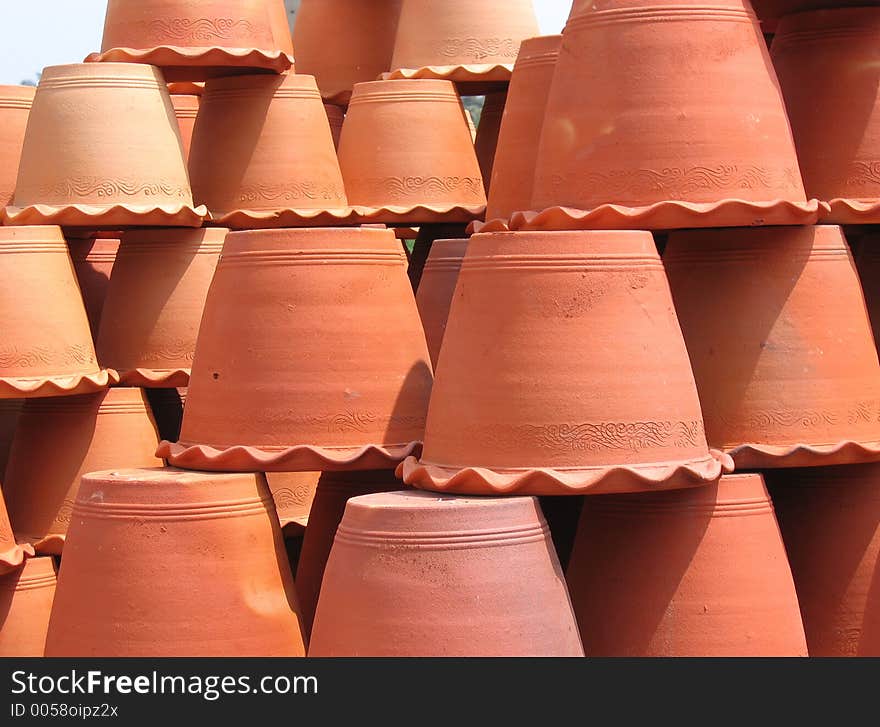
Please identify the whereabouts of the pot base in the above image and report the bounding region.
[0,369,119,399]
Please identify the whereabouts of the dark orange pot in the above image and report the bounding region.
[415,238,467,368]
[0,557,56,656]
[68,236,119,340]
[473,91,505,194]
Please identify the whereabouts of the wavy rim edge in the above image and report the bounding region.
[3,204,207,228]
[157,440,424,472]
[208,206,363,229]
[86,47,294,72]
[115,367,191,388]
[0,369,120,398]
[727,440,880,469]
[395,449,733,495]
[353,204,486,225]
[0,542,36,575]
[821,198,880,224]
[385,64,514,82]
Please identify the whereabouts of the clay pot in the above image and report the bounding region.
[664,225,880,468]
[415,238,467,367]
[68,236,120,340]
[0,226,117,398]
[0,485,33,575]
[170,94,199,161]
[0,557,56,656]
[146,387,187,442]
[473,91,506,193]
[486,35,560,223]
[753,0,880,26]
[766,464,880,656]
[44,468,305,656]
[388,0,539,85]
[324,103,344,150]
[526,0,817,231]
[771,9,880,223]
[309,491,583,656]
[399,230,727,495]
[0,85,34,207]
[267,471,320,532]
[3,388,162,554]
[7,63,204,228]
[293,0,402,105]
[339,80,487,224]
[96,228,225,387]
[95,0,293,81]
[295,470,401,639]
[0,400,22,480]
[189,74,352,228]
[157,227,433,472]
[567,473,807,656]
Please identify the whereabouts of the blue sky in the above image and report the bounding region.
[0,1,571,85]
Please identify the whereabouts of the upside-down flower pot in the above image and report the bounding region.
[324,104,344,150]
[309,491,584,656]
[664,225,880,468]
[398,230,728,495]
[0,487,33,575]
[415,238,467,368]
[0,85,34,207]
[170,93,199,161]
[44,468,305,656]
[566,473,808,656]
[0,558,56,656]
[766,464,880,656]
[485,35,559,224]
[388,0,539,86]
[0,227,118,398]
[3,388,162,554]
[92,0,293,81]
[474,91,505,194]
[158,227,433,472]
[293,0,402,105]
[522,0,817,231]
[189,74,353,227]
[339,80,487,224]
[267,471,320,533]
[96,228,225,387]
[295,471,401,639]
[772,9,880,223]
[6,63,204,228]
[68,236,120,340]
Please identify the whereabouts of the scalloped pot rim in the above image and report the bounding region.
[0,543,35,573]
[207,206,363,229]
[115,368,191,388]
[385,64,514,82]
[727,440,880,469]
[86,47,293,72]
[351,204,486,225]
[0,369,119,398]
[3,204,207,228]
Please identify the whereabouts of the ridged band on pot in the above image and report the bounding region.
[157,227,433,472]
[340,80,487,225]
[772,8,880,223]
[566,473,808,656]
[90,0,293,81]
[398,230,730,495]
[96,228,226,387]
[664,224,880,468]
[0,85,35,207]
[170,93,199,162]
[44,468,305,657]
[387,0,539,85]
[0,226,119,398]
[3,389,162,554]
[525,0,819,231]
[6,63,205,228]
[68,237,120,340]
[415,238,468,368]
[0,557,57,656]
[309,491,584,656]
[189,73,356,228]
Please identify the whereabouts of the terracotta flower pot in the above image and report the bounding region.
[96,228,225,387]
[324,103,344,150]
[93,0,293,81]
[189,73,354,228]
[753,0,880,26]
[68,236,120,340]
[473,91,506,194]
[0,226,117,398]
[295,470,401,639]
[0,486,33,575]
[388,0,539,85]
[7,63,204,228]
[0,557,56,656]
[766,464,880,656]
[485,35,560,224]
[146,387,187,443]
[293,0,402,105]
[267,471,320,533]
[415,238,467,368]
[0,85,34,207]
[771,9,880,223]
[158,227,433,472]
[44,468,305,656]
[523,0,817,231]
[339,80,487,225]
[664,225,880,468]
[566,473,807,656]
[398,230,728,495]
[170,93,199,161]
[3,388,162,554]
